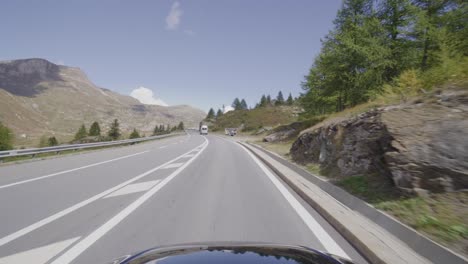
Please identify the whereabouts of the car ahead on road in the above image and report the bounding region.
[200,125,208,135]
[108,242,355,264]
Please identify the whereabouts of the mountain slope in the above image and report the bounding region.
[0,58,205,146]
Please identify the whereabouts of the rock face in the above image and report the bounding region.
[263,118,325,143]
[0,58,206,145]
[290,89,468,193]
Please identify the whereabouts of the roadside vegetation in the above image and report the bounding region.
[0,122,13,151]
[206,91,300,133]
[233,0,468,253]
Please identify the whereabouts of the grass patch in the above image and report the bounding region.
[375,192,468,246]
[254,140,293,159]
[306,163,321,175]
[336,175,401,204]
[211,106,298,132]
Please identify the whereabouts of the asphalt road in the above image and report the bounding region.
[0,132,368,264]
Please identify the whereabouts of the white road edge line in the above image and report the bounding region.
[0,140,207,247]
[238,143,350,259]
[0,151,150,189]
[51,137,209,264]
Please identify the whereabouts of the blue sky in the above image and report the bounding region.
[1,0,342,112]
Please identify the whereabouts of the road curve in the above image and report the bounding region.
[0,132,368,264]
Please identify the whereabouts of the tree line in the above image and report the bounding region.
[0,119,186,150]
[300,0,467,115]
[205,91,296,120]
[73,120,185,142]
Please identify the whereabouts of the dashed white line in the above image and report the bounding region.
[159,146,167,149]
[161,162,184,169]
[0,142,206,247]
[0,151,150,189]
[51,138,209,264]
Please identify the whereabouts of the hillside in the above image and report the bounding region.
[209,105,301,132]
[0,58,205,146]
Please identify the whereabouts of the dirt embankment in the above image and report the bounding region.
[290,89,468,194]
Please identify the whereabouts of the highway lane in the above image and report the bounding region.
[0,134,202,240]
[0,132,368,264]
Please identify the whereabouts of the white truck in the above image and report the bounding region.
[200,125,208,135]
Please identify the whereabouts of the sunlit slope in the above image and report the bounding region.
[0,58,205,145]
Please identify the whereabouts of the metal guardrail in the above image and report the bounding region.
[0,132,184,159]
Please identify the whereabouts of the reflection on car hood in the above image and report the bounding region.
[108,242,355,264]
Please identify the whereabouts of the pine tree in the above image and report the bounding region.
[232,98,241,110]
[89,121,101,136]
[378,0,418,79]
[108,119,121,140]
[240,99,248,110]
[74,124,88,140]
[258,95,267,107]
[153,124,160,135]
[48,136,58,146]
[286,93,294,105]
[129,128,140,139]
[275,91,285,105]
[266,95,271,105]
[206,108,216,119]
[412,0,454,70]
[216,109,223,118]
[0,123,13,151]
[177,121,184,130]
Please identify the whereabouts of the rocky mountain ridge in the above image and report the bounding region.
[0,58,205,146]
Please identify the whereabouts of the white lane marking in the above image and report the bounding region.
[0,237,80,264]
[159,146,167,149]
[161,162,184,169]
[51,138,209,264]
[0,142,206,247]
[239,144,350,259]
[104,180,161,198]
[0,151,149,189]
[182,154,195,158]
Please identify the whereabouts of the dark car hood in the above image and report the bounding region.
[108,242,355,264]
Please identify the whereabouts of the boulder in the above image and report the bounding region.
[290,89,468,193]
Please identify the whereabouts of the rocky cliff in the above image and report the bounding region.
[0,58,205,145]
[290,88,468,193]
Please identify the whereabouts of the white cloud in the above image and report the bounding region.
[165,1,182,30]
[223,105,234,113]
[130,86,168,106]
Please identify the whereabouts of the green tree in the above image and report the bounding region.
[266,95,272,105]
[206,108,216,119]
[153,124,160,135]
[216,109,223,118]
[129,128,140,139]
[89,121,101,136]
[275,91,285,105]
[378,0,419,79]
[286,93,294,105]
[177,121,185,130]
[232,98,242,110]
[258,95,267,107]
[171,125,177,132]
[108,119,121,140]
[48,136,58,146]
[240,99,248,110]
[412,0,453,70]
[74,124,88,140]
[0,123,13,151]
[302,0,391,113]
